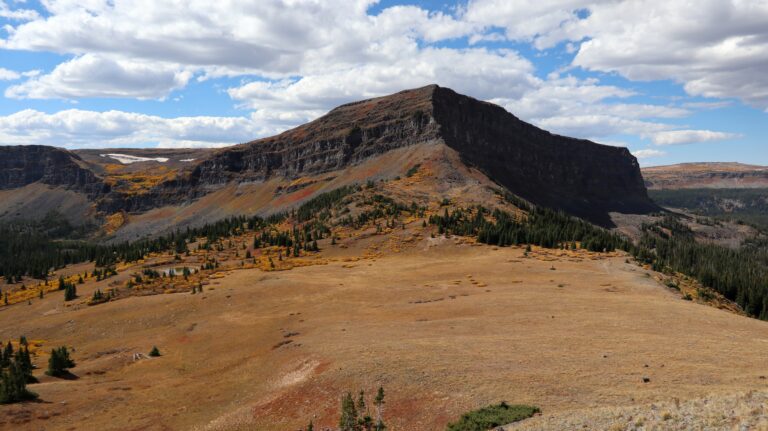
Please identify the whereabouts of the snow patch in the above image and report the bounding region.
[179,158,196,162]
[100,153,169,164]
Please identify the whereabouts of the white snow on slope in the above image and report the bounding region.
[100,153,169,164]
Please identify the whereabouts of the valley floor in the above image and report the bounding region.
[2,240,768,430]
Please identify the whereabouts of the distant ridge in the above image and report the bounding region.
[643,162,768,189]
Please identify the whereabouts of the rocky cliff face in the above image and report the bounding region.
[430,86,655,223]
[0,85,657,225]
[180,85,655,224]
[189,87,439,185]
[0,145,106,194]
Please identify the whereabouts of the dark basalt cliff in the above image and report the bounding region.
[188,87,439,185]
[0,145,106,194]
[181,85,656,224]
[430,86,655,223]
[0,85,657,225]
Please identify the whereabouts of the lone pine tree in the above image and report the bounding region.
[46,346,75,377]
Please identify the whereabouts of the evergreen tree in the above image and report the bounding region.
[46,346,75,377]
[148,346,161,357]
[3,342,13,367]
[374,387,386,431]
[339,392,359,431]
[64,283,77,301]
[14,347,36,383]
[0,360,38,404]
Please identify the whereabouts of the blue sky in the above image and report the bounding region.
[0,0,766,166]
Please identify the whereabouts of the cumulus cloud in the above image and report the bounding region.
[0,109,262,148]
[0,1,38,20]
[0,67,20,80]
[0,0,760,149]
[489,75,684,139]
[651,130,741,146]
[461,1,768,109]
[5,54,192,99]
[632,148,666,159]
[227,47,538,134]
[569,1,768,109]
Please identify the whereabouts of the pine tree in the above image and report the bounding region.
[374,387,386,431]
[339,392,359,431]
[3,342,13,366]
[64,283,77,301]
[46,346,75,377]
[14,347,36,383]
[0,359,38,404]
[357,390,366,412]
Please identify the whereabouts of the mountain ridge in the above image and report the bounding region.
[643,162,768,189]
[0,84,657,232]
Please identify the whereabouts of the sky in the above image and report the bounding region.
[0,0,766,166]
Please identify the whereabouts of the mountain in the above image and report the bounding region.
[0,85,656,236]
[643,162,768,190]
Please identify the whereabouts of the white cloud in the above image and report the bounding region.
[0,67,20,80]
[632,148,666,159]
[0,1,38,20]
[5,54,192,99]
[461,1,768,110]
[570,1,768,109]
[227,47,539,134]
[462,0,599,49]
[651,130,741,146]
[0,109,262,148]
[0,0,761,150]
[489,75,684,139]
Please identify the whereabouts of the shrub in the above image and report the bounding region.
[148,346,161,357]
[697,288,714,301]
[445,402,539,431]
[405,163,421,178]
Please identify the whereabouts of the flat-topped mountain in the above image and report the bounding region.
[0,85,656,234]
[643,162,768,189]
[187,85,654,221]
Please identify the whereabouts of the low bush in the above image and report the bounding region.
[446,402,539,431]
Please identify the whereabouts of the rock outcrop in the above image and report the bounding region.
[0,145,106,194]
